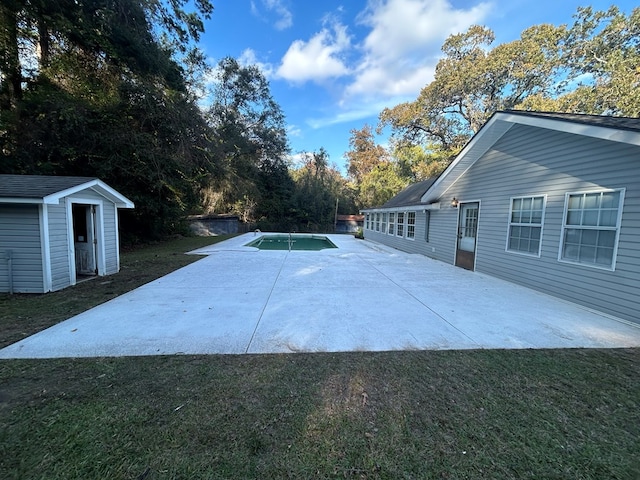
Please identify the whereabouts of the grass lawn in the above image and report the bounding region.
[1,236,639,479]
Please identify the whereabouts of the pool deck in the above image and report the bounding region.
[1,233,639,358]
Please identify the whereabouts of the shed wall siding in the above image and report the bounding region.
[47,203,71,291]
[0,205,44,293]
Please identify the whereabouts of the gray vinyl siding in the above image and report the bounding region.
[0,205,44,293]
[103,203,118,274]
[47,203,71,291]
[446,124,640,323]
[365,211,458,263]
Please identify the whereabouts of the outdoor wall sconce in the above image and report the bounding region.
[451,197,459,208]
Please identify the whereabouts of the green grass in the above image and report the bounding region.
[1,236,639,479]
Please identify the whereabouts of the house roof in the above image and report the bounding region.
[363,110,640,212]
[382,178,438,208]
[420,110,640,205]
[0,174,134,208]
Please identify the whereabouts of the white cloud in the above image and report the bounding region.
[344,0,493,100]
[276,22,351,84]
[238,48,276,79]
[252,0,293,30]
[287,124,302,137]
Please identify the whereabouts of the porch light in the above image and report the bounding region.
[451,197,459,208]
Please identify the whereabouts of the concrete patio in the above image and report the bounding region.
[1,233,639,359]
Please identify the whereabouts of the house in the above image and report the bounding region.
[0,175,134,293]
[362,111,640,324]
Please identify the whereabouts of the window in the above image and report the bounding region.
[507,196,545,256]
[396,212,404,237]
[381,212,387,234]
[388,212,395,236]
[376,213,381,232]
[365,213,370,230]
[407,212,416,239]
[560,190,624,269]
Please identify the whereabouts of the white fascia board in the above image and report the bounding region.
[42,179,135,208]
[497,112,640,146]
[420,114,507,204]
[361,203,440,213]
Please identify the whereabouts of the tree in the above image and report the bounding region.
[0,0,218,239]
[379,24,564,151]
[358,162,408,209]
[523,6,640,116]
[345,124,389,184]
[291,149,356,232]
[204,57,292,227]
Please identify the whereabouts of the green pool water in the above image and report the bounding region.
[245,234,337,251]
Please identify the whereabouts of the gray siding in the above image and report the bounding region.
[366,124,640,323]
[47,203,71,291]
[445,124,640,323]
[0,205,44,293]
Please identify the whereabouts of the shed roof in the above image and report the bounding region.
[0,174,134,208]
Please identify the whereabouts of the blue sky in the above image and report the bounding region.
[201,0,636,173]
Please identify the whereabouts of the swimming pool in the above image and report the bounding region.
[245,234,337,251]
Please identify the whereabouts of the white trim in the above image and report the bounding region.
[406,211,416,240]
[114,203,121,271]
[421,112,640,205]
[496,112,640,147]
[396,211,405,237]
[505,194,547,258]
[361,202,440,214]
[557,188,625,271]
[44,180,134,208]
[65,199,76,286]
[39,204,53,292]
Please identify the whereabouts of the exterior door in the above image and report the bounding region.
[455,202,479,271]
[73,204,97,276]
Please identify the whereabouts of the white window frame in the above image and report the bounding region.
[364,213,370,230]
[375,212,380,232]
[381,212,387,234]
[505,195,546,257]
[388,212,395,236]
[396,212,405,237]
[406,211,416,240]
[558,188,625,271]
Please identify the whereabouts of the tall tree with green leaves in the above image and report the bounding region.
[204,57,292,228]
[0,0,217,239]
[291,148,356,232]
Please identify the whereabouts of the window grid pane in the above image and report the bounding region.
[388,212,395,236]
[507,195,544,255]
[407,212,416,239]
[562,190,621,269]
[396,212,404,237]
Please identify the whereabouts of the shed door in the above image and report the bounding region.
[72,204,97,276]
[455,202,479,271]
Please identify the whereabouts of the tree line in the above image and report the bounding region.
[0,0,355,240]
[1,3,638,238]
